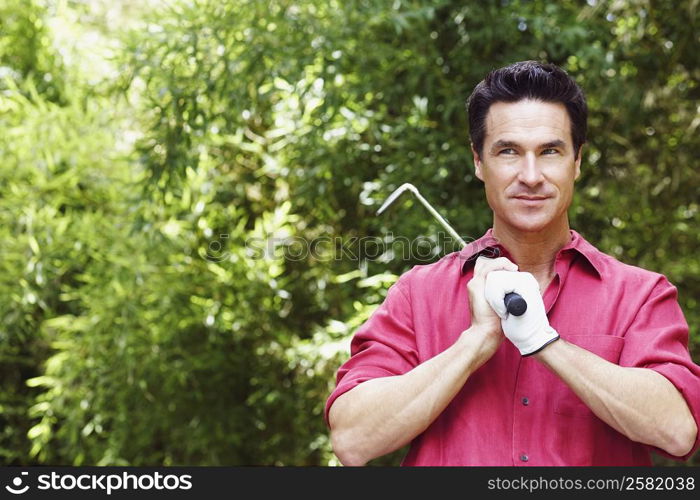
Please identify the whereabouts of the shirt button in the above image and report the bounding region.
[520,454,529,462]
[521,397,529,406]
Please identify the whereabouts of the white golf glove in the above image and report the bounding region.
[484,270,559,356]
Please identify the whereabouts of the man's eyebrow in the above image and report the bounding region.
[541,139,567,149]
[489,140,520,152]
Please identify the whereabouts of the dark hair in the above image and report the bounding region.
[467,61,587,158]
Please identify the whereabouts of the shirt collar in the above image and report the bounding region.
[459,228,603,278]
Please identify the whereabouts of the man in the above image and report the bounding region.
[325,61,700,466]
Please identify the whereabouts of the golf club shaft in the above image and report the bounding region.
[412,190,467,247]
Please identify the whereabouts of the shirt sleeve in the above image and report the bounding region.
[618,276,700,461]
[324,272,419,426]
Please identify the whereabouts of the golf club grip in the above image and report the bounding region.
[504,292,527,316]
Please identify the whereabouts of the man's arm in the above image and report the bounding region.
[535,339,698,457]
[329,325,498,466]
[485,270,698,458]
[328,256,516,466]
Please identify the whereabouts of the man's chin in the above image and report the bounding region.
[503,215,557,234]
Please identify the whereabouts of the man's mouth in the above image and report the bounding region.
[512,195,550,205]
[513,195,549,200]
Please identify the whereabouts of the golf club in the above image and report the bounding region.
[377,182,527,316]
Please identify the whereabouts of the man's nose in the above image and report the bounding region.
[517,152,544,186]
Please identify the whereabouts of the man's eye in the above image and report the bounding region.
[542,148,559,155]
[499,148,517,155]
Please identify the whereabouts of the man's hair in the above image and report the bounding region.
[467,60,587,158]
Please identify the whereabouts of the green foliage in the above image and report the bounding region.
[0,0,697,465]
[0,0,67,101]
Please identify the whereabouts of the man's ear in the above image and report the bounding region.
[574,144,583,180]
[471,143,484,181]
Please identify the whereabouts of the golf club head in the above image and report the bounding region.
[376,183,419,215]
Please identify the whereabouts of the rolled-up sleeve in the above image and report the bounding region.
[324,273,418,425]
[619,276,700,460]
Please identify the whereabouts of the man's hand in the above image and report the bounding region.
[484,270,559,356]
[465,257,518,356]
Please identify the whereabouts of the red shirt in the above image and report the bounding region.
[326,230,700,465]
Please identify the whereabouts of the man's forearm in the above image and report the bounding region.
[328,326,501,466]
[535,339,698,457]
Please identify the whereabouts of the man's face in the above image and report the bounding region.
[472,99,581,234]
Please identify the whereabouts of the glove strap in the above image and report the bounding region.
[521,326,560,357]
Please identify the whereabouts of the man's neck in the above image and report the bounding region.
[491,221,572,283]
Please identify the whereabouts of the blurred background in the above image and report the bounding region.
[0,0,698,465]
